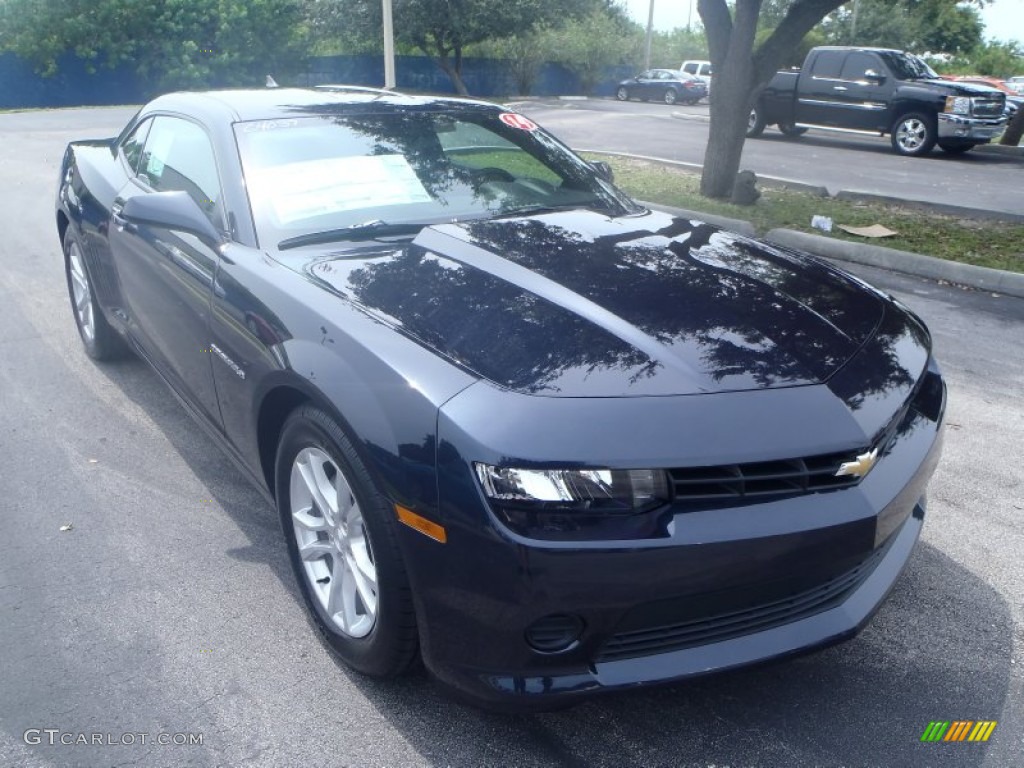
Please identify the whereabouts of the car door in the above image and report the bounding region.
[796,49,846,126]
[108,114,225,428]
[831,52,892,131]
[635,70,655,99]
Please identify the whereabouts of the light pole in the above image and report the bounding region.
[644,0,655,70]
[383,0,396,89]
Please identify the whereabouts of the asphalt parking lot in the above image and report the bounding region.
[1,107,1022,767]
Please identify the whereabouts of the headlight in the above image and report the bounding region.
[474,464,669,513]
[945,96,970,115]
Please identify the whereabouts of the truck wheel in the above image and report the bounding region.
[663,88,678,105]
[616,86,630,101]
[746,106,766,138]
[891,113,936,156]
[778,123,807,138]
[938,142,977,155]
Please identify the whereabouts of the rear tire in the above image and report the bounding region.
[891,112,937,156]
[778,123,808,138]
[276,405,418,678]
[63,228,129,361]
[746,105,766,138]
[663,88,678,105]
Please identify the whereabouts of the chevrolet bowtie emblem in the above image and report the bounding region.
[835,448,879,478]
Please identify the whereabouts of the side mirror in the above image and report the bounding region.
[121,191,223,247]
[864,69,886,84]
[591,161,614,183]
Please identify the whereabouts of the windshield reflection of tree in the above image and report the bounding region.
[276,104,628,218]
[441,215,912,401]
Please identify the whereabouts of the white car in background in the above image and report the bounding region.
[680,59,713,100]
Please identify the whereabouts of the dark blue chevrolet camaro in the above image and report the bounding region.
[56,88,945,710]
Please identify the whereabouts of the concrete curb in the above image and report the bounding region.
[764,229,1024,299]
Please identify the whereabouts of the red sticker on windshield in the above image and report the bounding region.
[499,113,537,131]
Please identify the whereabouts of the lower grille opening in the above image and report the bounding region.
[595,538,893,663]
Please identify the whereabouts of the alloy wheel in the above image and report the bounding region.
[67,240,95,342]
[895,118,927,152]
[289,446,378,638]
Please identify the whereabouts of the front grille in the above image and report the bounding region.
[596,540,890,662]
[972,97,1005,119]
[667,450,862,502]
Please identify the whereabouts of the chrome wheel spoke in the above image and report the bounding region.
[292,507,330,533]
[298,538,334,562]
[296,449,338,522]
[326,561,351,633]
[346,549,377,613]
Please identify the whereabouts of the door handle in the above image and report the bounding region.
[833,86,848,91]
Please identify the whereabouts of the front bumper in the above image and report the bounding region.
[937,113,1005,141]
[405,367,945,711]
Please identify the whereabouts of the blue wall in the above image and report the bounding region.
[0,52,634,109]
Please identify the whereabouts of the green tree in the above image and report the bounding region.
[0,0,307,90]
[320,0,596,95]
[822,0,983,54]
[542,9,642,92]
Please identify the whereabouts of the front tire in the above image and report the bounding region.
[276,406,418,678]
[616,86,629,101]
[747,105,766,137]
[891,112,937,156]
[63,228,128,361]
[663,88,678,105]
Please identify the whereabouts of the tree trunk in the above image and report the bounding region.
[1001,107,1024,146]
[698,0,760,199]
[430,39,469,96]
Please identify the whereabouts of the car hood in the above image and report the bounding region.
[303,209,889,397]
[925,79,1005,98]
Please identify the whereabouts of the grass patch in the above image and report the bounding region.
[590,154,1024,274]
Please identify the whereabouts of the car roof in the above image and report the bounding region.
[142,87,501,123]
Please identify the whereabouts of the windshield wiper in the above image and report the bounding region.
[277,219,430,250]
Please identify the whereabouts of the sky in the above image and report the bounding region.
[620,0,1024,46]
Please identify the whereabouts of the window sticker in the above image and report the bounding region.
[144,127,176,179]
[249,155,432,224]
[499,113,537,131]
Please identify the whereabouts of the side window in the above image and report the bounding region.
[682,63,696,75]
[811,52,843,79]
[840,53,879,82]
[120,119,152,174]
[138,116,223,227]
[699,64,712,77]
[638,70,653,79]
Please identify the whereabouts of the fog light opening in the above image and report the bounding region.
[525,614,584,653]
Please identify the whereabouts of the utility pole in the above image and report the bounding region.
[850,0,860,43]
[383,0,396,89]
[644,0,655,70]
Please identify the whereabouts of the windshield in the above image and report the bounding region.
[233,109,635,249]
[878,52,938,81]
